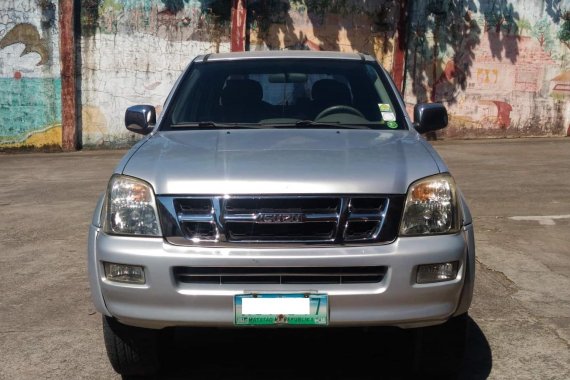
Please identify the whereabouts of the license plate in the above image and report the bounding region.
[235,293,328,326]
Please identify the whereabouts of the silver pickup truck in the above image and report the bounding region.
[88,51,475,378]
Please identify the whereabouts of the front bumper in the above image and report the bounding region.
[88,225,474,329]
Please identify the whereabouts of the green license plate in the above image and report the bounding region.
[235,293,328,326]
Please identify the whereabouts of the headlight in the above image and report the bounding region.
[400,174,460,236]
[104,175,162,236]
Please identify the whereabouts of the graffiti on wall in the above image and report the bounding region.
[82,0,231,45]
[404,0,570,137]
[0,77,62,146]
[0,23,50,65]
[247,0,399,70]
[0,1,61,148]
[80,0,232,146]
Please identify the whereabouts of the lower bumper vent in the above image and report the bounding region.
[173,266,387,285]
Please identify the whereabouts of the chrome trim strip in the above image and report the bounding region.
[164,236,397,247]
[222,212,338,223]
[223,214,257,221]
[304,213,339,221]
[177,214,215,223]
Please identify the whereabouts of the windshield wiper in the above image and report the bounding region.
[171,122,265,129]
[170,121,371,130]
[294,120,369,129]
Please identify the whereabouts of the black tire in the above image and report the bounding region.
[102,316,160,377]
[412,313,468,379]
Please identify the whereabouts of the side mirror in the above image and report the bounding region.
[413,103,448,134]
[125,105,156,135]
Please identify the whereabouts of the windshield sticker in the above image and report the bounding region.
[378,103,391,112]
[387,121,398,129]
[381,112,396,121]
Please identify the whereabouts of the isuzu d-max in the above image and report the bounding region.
[88,51,475,377]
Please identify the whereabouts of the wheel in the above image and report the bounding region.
[102,316,160,377]
[315,105,365,120]
[412,313,468,379]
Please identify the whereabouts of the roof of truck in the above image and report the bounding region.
[194,50,376,63]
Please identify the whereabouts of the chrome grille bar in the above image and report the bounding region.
[177,214,215,223]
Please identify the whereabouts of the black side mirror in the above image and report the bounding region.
[125,105,156,135]
[413,103,448,134]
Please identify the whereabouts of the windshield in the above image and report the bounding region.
[163,59,406,130]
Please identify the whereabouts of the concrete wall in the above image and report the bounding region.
[404,0,570,137]
[248,0,400,71]
[0,0,62,148]
[248,0,570,137]
[0,0,569,149]
[80,0,231,146]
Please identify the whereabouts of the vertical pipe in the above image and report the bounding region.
[59,0,77,151]
[231,0,247,52]
[392,0,408,93]
[430,15,439,103]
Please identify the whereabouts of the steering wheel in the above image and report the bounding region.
[315,105,365,121]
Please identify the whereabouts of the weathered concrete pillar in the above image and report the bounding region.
[231,0,247,52]
[59,0,77,151]
[392,0,408,94]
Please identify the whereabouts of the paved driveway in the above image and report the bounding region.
[0,138,568,379]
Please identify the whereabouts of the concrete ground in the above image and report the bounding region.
[0,138,568,379]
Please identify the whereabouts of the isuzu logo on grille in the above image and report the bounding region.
[257,213,304,223]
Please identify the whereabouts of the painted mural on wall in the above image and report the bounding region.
[3,0,568,149]
[403,0,570,137]
[247,0,400,70]
[0,1,62,148]
[80,0,232,146]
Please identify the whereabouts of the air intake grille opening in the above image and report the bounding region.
[225,198,340,214]
[174,198,218,242]
[182,222,217,241]
[343,198,387,242]
[349,198,386,213]
[173,266,388,285]
[226,221,337,241]
[175,199,212,214]
[344,221,379,241]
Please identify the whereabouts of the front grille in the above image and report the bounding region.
[226,221,337,241]
[157,195,404,245]
[173,266,388,285]
[223,197,341,242]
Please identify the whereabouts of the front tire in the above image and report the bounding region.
[102,316,160,377]
[412,313,468,379]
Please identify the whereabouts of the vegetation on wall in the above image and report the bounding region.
[559,10,570,48]
[81,0,101,37]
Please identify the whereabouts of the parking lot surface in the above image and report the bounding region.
[0,138,569,379]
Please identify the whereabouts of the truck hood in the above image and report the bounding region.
[122,129,441,195]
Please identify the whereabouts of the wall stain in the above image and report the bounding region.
[81,0,101,38]
[37,0,57,29]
